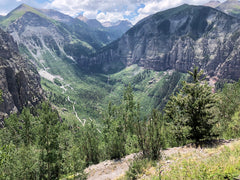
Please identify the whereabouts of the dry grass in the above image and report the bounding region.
[149,140,240,180]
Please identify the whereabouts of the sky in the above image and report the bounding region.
[0,0,226,24]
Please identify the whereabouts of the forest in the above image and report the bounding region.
[1,68,240,179]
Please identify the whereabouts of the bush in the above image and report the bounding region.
[125,157,148,180]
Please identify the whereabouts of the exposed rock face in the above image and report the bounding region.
[79,5,240,81]
[0,28,43,120]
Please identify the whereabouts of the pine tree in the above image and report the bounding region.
[38,102,62,180]
[136,109,165,160]
[19,108,35,146]
[165,67,218,147]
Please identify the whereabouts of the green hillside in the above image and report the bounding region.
[0,4,47,28]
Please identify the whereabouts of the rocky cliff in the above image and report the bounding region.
[79,4,240,81]
[0,28,43,121]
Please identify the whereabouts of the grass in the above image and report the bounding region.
[148,140,240,180]
[118,140,240,180]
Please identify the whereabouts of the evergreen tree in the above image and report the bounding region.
[38,102,62,180]
[217,80,240,138]
[4,114,22,146]
[165,67,218,147]
[136,109,165,160]
[102,85,139,159]
[103,103,126,159]
[19,108,35,146]
[80,121,100,165]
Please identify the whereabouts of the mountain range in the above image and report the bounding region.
[1,1,240,120]
[79,4,240,81]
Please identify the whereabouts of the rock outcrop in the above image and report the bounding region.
[0,28,43,121]
[79,5,240,81]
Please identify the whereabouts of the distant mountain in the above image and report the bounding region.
[80,17,103,29]
[216,0,240,18]
[76,15,133,39]
[102,20,133,38]
[203,0,221,8]
[38,8,74,23]
[102,20,132,27]
[0,28,43,121]
[0,4,123,66]
[76,15,88,22]
[79,4,240,81]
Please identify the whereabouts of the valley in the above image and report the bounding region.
[0,3,187,122]
[1,0,240,179]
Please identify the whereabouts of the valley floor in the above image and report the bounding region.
[84,139,240,180]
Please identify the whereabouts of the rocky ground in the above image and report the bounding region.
[84,139,239,180]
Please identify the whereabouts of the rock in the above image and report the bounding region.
[0,28,43,121]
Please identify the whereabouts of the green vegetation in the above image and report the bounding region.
[165,67,217,147]
[125,158,155,180]
[2,67,240,179]
[0,85,166,179]
[159,141,240,180]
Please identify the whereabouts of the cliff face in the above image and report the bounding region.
[0,28,43,121]
[79,5,240,81]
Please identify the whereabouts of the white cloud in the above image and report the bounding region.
[46,0,144,20]
[46,0,226,24]
[0,10,8,16]
[83,10,98,19]
[97,12,124,22]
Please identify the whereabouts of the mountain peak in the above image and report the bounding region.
[7,3,38,17]
[0,4,47,28]
[76,15,88,23]
[13,3,33,12]
[204,0,221,8]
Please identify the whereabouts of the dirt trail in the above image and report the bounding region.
[67,96,86,126]
[85,154,136,180]
[85,139,237,180]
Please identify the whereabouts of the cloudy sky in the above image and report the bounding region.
[0,0,226,24]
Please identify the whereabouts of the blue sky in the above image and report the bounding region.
[0,0,226,24]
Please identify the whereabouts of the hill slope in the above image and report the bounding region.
[84,139,240,180]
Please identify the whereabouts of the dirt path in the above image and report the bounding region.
[85,140,237,180]
[85,154,137,180]
[67,96,86,126]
